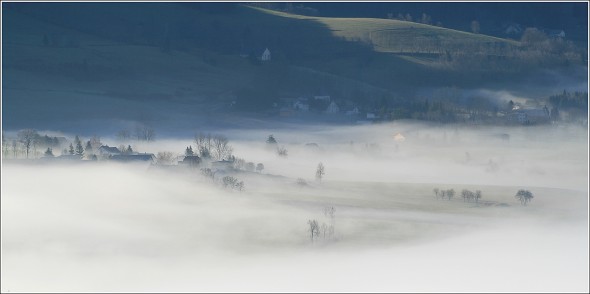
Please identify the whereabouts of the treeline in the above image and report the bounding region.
[549,90,588,111]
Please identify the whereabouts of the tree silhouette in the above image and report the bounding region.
[44,147,54,157]
[316,162,325,182]
[515,189,534,206]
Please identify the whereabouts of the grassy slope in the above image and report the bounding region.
[0,4,566,132]
[257,6,518,50]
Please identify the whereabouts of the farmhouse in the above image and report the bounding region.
[98,145,121,156]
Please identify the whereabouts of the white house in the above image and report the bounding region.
[261,48,271,61]
[345,107,360,116]
[294,100,310,112]
[325,101,340,114]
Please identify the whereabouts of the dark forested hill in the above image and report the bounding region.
[2,2,587,134]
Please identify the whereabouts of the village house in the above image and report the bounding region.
[508,107,550,124]
[98,145,121,157]
[261,48,271,61]
[325,101,340,114]
[111,153,156,164]
[293,97,310,112]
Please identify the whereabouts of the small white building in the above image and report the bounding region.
[345,107,360,116]
[294,100,310,112]
[325,101,340,114]
[261,48,271,61]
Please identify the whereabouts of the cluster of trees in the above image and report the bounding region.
[433,188,482,203]
[2,129,106,160]
[433,188,456,200]
[2,129,57,159]
[221,176,245,191]
[116,125,156,142]
[229,155,264,173]
[194,133,233,161]
[307,206,336,243]
[433,187,535,206]
[548,90,588,122]
[199,168,245,192]
[461,189,483,203]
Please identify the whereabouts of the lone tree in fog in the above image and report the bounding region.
[515,189,534,206]
[68,143,75,155]
[316,162,325,182]
[256,163,264,173]
[17,129,38,158]
[433,188,440,199]
[266,134,277,145]
[307,219,320,243]
[277,146,288,157]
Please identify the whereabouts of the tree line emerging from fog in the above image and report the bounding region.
[433,187,534,206]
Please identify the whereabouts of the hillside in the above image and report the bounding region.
[2,3,586,134]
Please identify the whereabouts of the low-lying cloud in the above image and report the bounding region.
[2,121,588,292]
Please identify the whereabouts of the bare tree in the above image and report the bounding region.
[222,176,244,191]
[17,129,38,159]
[515,189,534,206]
[212,135,233,160]
[307,219,320,243]
[316,162,325,182]
[446,189,455,201]
[433,188,440,199]
[461,189,470,202]
[277,146,288,157]
[134,125,155,141]
[474,190,482,203]
[194,133,213,158]
[117,129,131,141]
